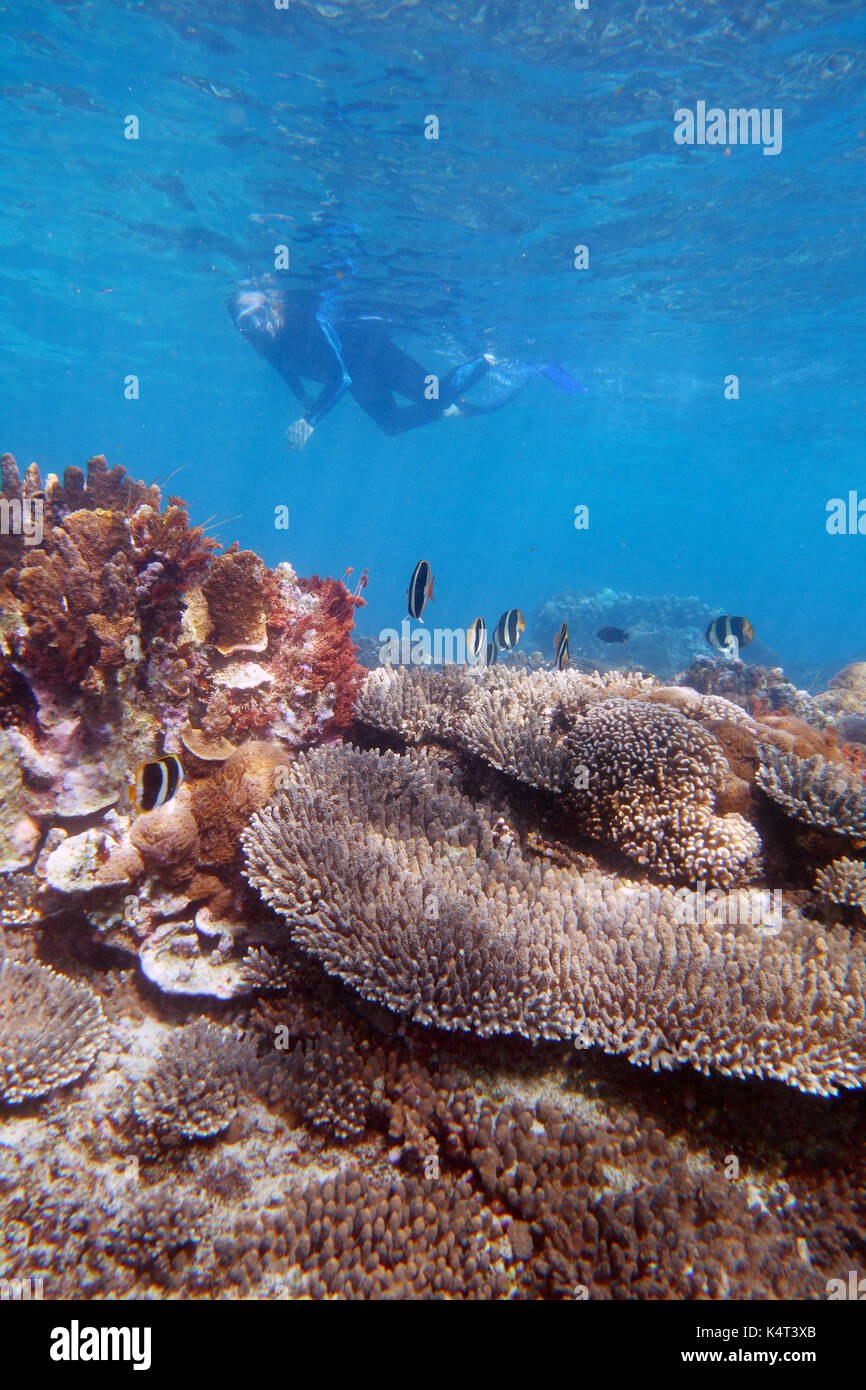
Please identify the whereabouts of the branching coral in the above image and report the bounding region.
[814,857,866,915]
[757,746,866,838]
[0,959,108,1103]
[563,698,761,885]
[132,1021,256,1144]
[357,667,762,886]
[242,746,866,1097]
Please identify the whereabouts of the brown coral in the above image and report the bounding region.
[129,797,200,882]
[132,1021,256,1144]
[0,959,108,1103]
[563,699,761,886]
[243,746,866,1096]
[200,549,268,655]
[357,668,762,887]
[189,741,290,867]
[757,745,866,839]
[814,857,866,914]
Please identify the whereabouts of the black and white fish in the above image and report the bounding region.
[706,615,754,653]
[407,560,434,621]
[128,755,184,814]
[554,622,569,670]
[467,616,486,662]
[494,608,524,650]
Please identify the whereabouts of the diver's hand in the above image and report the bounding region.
[286,418,314,451]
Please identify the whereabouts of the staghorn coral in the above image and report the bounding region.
[814,857,866,915]
[0,959,108,1103]
[132,1020,256,1144]
[227,1168,513,1299]
[757,745,866,839]
[243,746,866,1097]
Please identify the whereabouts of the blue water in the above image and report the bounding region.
[1,0,864,672]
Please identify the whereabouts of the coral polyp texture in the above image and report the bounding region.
[5,454,866,1300]
[356,666,763,886]
[242,746,866,1097]
[0,957,108,1103]
[756,745,866,838]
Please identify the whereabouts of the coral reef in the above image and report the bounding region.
[132,1021,256,1144]
[356,666,762,885]
[243,746,866,1097]
[0,958,107,1103]
[530,587,744,680]
[757,746,866,838]
[814,857,866,915]
[4,452,866,1302]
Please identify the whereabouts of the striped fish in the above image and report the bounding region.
[486,641,497,667]
[407,560,434,621]
[467,617,486,663]
[554,622,569,671]
[494,608,524,650]
[129,755,184,814]
[706,615,754,653]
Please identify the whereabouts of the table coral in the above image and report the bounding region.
[243,746,866,1097]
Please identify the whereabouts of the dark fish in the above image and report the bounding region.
[597,626,629,644]
[407,560,434,621]
[130,755,184,814]
[554,622,569,670]
[486,640,497,666]
[706,615,754,653]
[467,616,486,662]
[494,608,525,649]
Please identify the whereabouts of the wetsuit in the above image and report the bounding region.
[227,289,494,436]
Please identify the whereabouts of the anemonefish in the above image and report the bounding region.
[467,616,486,663]
[554,622,569,671]
[494,608,525,650]
[407,560,434,621]
[705,615,754,653]
[128,755,184,814]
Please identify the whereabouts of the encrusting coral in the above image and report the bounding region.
[242,746,866,1097]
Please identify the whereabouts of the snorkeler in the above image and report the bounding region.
[227,286,580,449]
